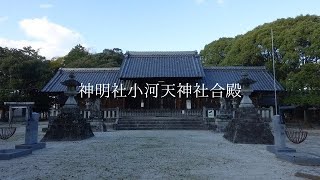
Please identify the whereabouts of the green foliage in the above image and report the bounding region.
[201,15,320,107]
[62,44,124,68]
[201,37,234,66]
[0,46,53,91]
[202,15,320,73]
[63,44,89,65]
[284,63,320,106]
[0,46,54,111]
[0,44,124,111]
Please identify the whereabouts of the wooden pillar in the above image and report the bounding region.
[160,99,163,109]
[176,99,181,110]
[303,109,308,124]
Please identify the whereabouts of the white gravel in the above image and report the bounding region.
[0,123,319,180]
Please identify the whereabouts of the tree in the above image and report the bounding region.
[201,15,320,109]
[201,15,320,83]
[0,46,54,112]
[63,45,124,68]
[200,37,234,66]
[285,63,320,107]
[63,44,89,65]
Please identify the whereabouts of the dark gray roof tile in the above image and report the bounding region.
[41,68,121,93]
[119,51,205,79]
[203,66,284,91]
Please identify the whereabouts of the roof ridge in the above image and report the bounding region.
[203,66,267,70]
[126,51,198,56]
[61,67,120,71]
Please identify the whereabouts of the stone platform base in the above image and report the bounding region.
[276,152,320,166]
[0,149,32,160]
[15,143,46,151]
[224,119,274,144]
[266,145,296,153]
[267,146,320,166]
[41,108,94,141]
[41,122,94,141]
[295,170,320,179]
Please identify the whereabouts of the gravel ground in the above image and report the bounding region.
[0,123,319,180]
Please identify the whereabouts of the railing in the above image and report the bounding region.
[48,107,273,124]
[40,112,48,120]
[80,108,119,124]
[203,107,272,121]
[49,108,60,117]
[257,107,273,121]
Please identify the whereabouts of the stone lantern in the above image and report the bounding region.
[238,72,256,108]
[41,72,94,141]
[223,72,274,144]
[61,72,80,108]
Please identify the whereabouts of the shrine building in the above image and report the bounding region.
[41,51,284,129]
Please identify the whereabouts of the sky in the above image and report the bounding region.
[0,0,320,59]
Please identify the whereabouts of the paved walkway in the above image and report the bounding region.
[0,126,319,179]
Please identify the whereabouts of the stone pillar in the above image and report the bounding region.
[273,115,286,148]
[270,106,274,116]
[202,106,206,125]
[25,113,39,144]
[8,107,12,124]
[116,107,120,123]
[186,100,191,110]
[266,115,296,153]
[25,107,29,121]
[16,112,46,150]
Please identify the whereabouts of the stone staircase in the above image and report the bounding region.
[115,116,207,130]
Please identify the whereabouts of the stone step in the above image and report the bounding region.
[117,123,204,126]
[116,123,206,130]
[117,120,203,124]
[116,123,204,126]
[118,119,202,123]
[118,122,203,126]
[120,117,202,120]
[119,119,202,122]
[116,116,206,130]
[116,126,206,130]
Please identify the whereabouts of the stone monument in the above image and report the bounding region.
[15,112,46,150]
[1,102,45,160]
[215,98,233,132]
[41,73,94,141]
[89,98,107,132]
[223,72,274,144]
[91,98,102,118]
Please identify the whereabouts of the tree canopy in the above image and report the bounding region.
[284,63,320,106]
[202,15,320,67]
[0,46,56,111]
[60,44,124,68]
[0,45,124,112]
[201,14,320,107]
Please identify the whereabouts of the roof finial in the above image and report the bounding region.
[69,72,75,79]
